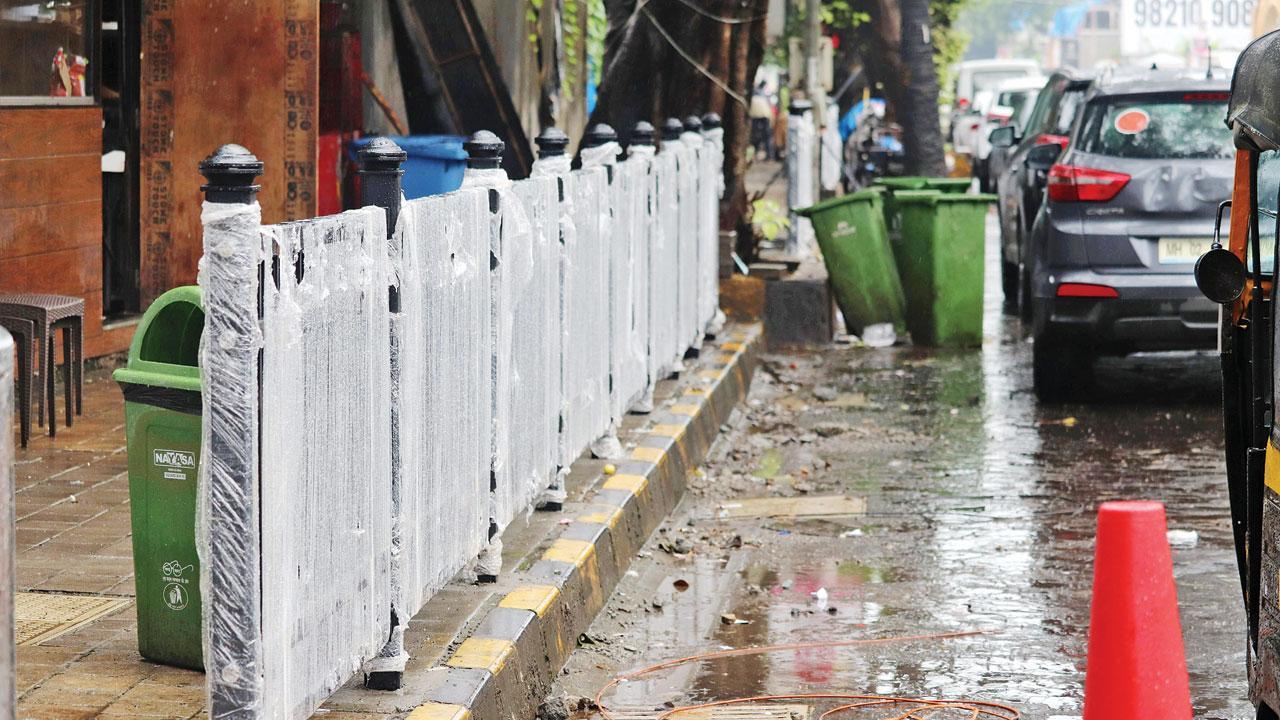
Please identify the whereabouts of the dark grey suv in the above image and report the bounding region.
[1027,70,1235,399]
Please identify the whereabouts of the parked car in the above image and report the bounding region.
[1025,69,1235,399]
[990,70,1093,313]
[974,76,1044,192]
[949,59,1042,155]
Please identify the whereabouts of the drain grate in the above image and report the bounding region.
[15,592,132,646]
[606,705,811,720]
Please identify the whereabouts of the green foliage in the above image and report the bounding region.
[560,0,607,102]
[767,0,971,93]
[586,0,607,85]
[752,199,790,241]
[527,0,544,45]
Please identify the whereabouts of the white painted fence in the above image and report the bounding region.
[197,120,725,719]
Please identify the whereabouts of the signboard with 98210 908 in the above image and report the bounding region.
[1120,0,1256,60]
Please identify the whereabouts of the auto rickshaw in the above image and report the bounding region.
[1196,29,1280,719]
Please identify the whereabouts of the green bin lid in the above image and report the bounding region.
[893,189,997,205]
[113,286,204,393]
[796,188,882,217]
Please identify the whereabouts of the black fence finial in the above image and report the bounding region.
[199,144,263,204]
[465,131,505,170]
[358,137,407,238]
[535,127,570,159]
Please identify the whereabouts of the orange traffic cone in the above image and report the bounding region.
[1083,500,1191,719]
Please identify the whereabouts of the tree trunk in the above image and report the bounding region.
[897,0,947,176]
[590,0,769,242]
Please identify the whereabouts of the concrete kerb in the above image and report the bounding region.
[408,324,761,720]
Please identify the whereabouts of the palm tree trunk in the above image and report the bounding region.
[898,0,947,176]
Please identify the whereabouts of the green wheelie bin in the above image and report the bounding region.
[873,177,974,238]
[113,286,204,670]
[893,190,996,347]
[797,189,906,335]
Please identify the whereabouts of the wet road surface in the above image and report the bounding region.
[550,216,1249,719]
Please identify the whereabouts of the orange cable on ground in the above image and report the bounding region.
[593,630,1020,720]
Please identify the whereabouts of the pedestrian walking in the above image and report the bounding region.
[749,83,774,158]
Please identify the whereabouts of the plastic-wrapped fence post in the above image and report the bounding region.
[580,124,625,460]
[258,205,391,719]
[531,128,573,510]
[510,160,562,515]
[677,118,704,353]
[563,141,613,465]
[623,121,658,414]
[653,120,685,376]
[197,145,267,718]
[356,138,410,691]
[787,99,816,258]
[395,180,490,629]
[699,113,727,338]
[1,328,12,720]
[460,131,509,583]
[820,101,843,193]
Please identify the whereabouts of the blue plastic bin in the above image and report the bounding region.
[349,135,467,199]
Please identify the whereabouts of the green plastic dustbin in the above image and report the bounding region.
[798,189,906,334]
[874,177,974,239]
[893,190,996,347]
[113,286,204,670]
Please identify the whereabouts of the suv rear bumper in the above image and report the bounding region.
[1032,269,1218,353]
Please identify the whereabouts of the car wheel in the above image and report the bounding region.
[1001,261,1019,309]
[1033,337,1092,402]
[1017,260,1034,324]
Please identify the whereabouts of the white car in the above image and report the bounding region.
[949,59,1041,155]
[973,76,1045,191]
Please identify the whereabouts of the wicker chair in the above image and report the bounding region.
[0,294,85,439]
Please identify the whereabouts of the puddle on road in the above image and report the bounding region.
[568,219,1251,719]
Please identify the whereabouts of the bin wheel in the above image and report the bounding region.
[1033,337,1092,402]
[1260,704,1279,720]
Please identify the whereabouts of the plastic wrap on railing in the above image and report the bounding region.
[677,131,703,351]
[0,328,12,720]
[395,188,492,614]
[584,141,642,443]
[561,167,612,465]
[698,127,724,333]
[494,175,559,527]
[198,200,266,717]
[258,207,393,718]
[614,149,655,415]
[651,145,683,378]
[787,111,816,257]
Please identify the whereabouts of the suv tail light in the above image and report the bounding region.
[1035,134,1070,149]
[1057,283,1119,298]
[1046,164,1131,202]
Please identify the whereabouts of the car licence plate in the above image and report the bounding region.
[1158,237,1276,265]
[1157,237,1214,264]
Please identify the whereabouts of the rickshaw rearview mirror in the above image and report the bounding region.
[1195,200,1246,304]
[1196,248,1246,304]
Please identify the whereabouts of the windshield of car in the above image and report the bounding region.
[1077,93,1233,159]
[998,89,1038,127]
[1049,88,1087,136]
[973,70,1033,93]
